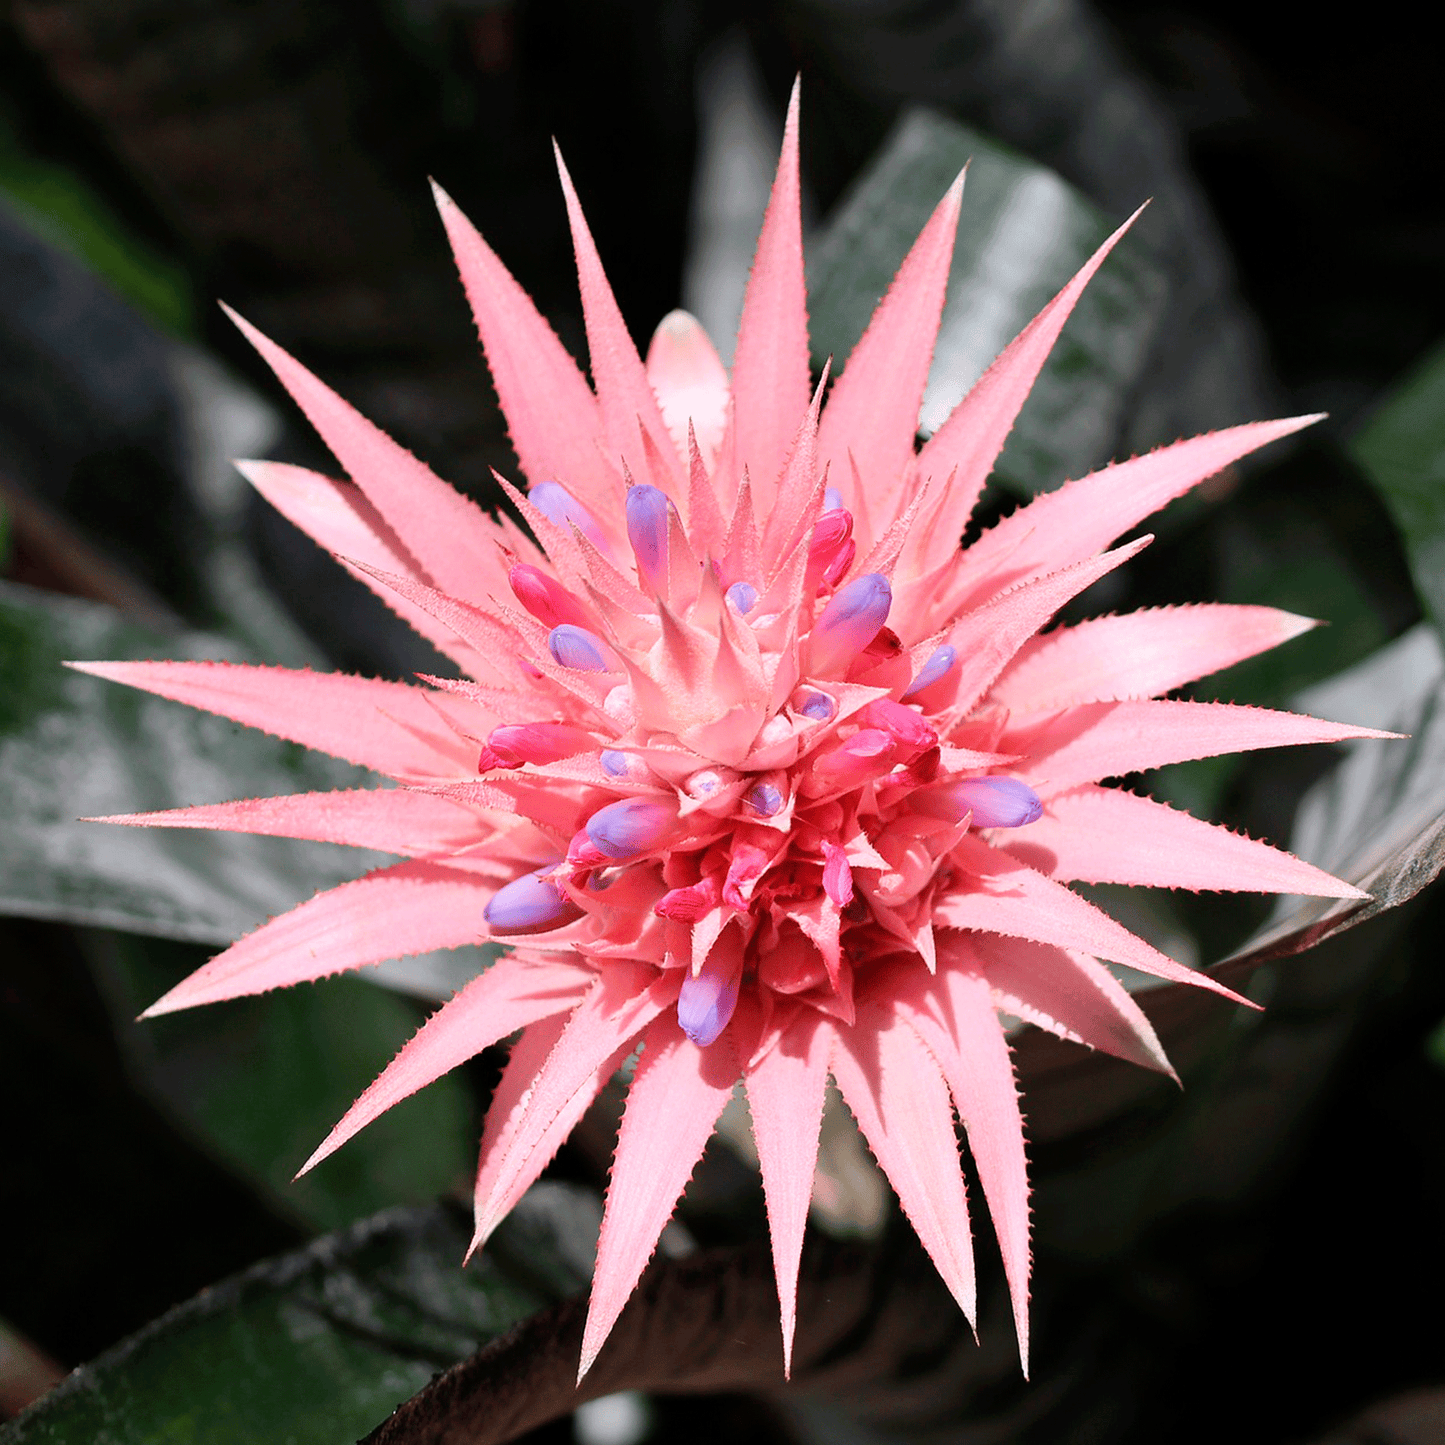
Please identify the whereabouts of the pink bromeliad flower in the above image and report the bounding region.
[77,88,1383,1377]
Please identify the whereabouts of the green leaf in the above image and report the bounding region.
[0,580,379,943]
[1349,339,1445,638]
[0,111,194,338]
[806,108,1169,497]
[88,932,477,1233]
[0,1188,602,1445]
[0,581,490,998]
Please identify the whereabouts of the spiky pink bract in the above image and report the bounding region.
[79,84,1384,1379]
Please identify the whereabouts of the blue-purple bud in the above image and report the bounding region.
[625,484,671,594]
[823,486,845,513]
[677,952,742,1047]
[746,781,784,816]
[548,624,610,672]
[530,481,608,551]
[809,572,892,676]
[796,690,836,721]
[584,796,680,860]
[900,644,958,701]
[916,777,1043,829]
[484,869,583,935]
[599,749,630,777]
[725,581,758,614]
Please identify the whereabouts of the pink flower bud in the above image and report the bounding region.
[858,699,938,753]
[821,839,854,907]
[655,874,721,921]
[806,728,898,794]
[530,481,609,551]
[509,564,591,629]
[808,573,892,677]
[822,539,856,589]
[625,484,671,594]
[805,508,853,596]
[484,868,582,934]
[482,721,594,768]
[585,796,681,860]
[548,625,612,672]
[914,777,1044,828]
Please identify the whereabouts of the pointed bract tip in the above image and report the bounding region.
[428,176,455,212]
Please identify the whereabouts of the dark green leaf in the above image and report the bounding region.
[0,581,490,997]
[0,580,379,942]
[0,1188,602,1445]
[806,108,1169,497]
[88,932,477,1233]
[1350,340,1445,637]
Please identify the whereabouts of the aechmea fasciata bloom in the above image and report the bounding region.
[74,85,1385,1379]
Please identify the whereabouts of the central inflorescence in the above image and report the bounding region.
[482,478,1044,1053]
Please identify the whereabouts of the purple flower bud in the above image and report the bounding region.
[600,749,630,777]
[625,484,671,593]
[725,581,758,614]
[796,689,835,721]
[548,624,611,672]
[809,573,892,676]
[584,796,680,860]
[677,951,742,1047]
[746,781,783,816]
[530,481,608,551]
[900,644,958,701]
[823,486,845,513]
[484,869,583,935]
[915,777,1043,829]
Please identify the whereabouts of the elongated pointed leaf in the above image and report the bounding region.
[807,108,1168,498]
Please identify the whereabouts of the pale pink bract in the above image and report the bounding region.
[76,85,1383,1379]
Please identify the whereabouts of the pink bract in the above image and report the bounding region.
[76,85,1383,1379]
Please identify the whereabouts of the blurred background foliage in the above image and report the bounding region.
[3,2,1445,1442]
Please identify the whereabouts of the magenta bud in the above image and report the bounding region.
[805,508,854,596]
[915,777,1044,828]
[530,481,608,551]
[677,952,742,1047]
[600,749,631,777]
[548,624,611,672]
[485,721,592,767]
[821,539,856,589]
[510,565,590,629]
[822,840,854,908]
[746,781,784,816]
[900,644,958,701]
[725,581,758,614]
[655,875,721,921]
[484,869,583,935]
[858,699,938,752]
[823,486,845,513]
[585,796,680,860]
[809,573,892,676]
[812,728,894,781]
[625,484,671,593]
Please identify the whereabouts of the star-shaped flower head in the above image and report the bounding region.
[77,84,1384,1379]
